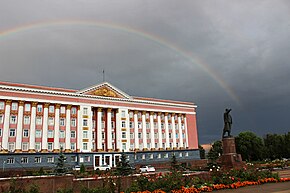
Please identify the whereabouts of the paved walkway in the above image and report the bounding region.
[212,181,290,193]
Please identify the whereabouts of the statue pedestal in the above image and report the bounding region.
[219,137,244,169]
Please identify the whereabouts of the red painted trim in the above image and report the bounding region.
[186,114,198,149]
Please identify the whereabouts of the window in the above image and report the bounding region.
[83,130,88,138]
[138,133,142,139]
[21,157,28,164]
[71,131,76,138]
[179,153,183,157]
[161,123,164,129]
[23,129,29,137]
[35,142,41,151]
[8,142,15,151]
[146,133,150,139]
[137,112,141,119]
[60,130,65,138]
[122,132,126,139]
[83,143,88,150]
[154,133,158,139]
[60,143,65,149]
[0,128,2,137]
[24,104,31,111]
[71,143,76,150]
[9,129,16,137]
[11,102,18,110]
[102,132,105,139]
[24,116,30,125]
[37,104,42,112]
[164,153,168,158]
[129,111,133,118]
[71,156,77,162]
[122,143,126,150]
[111,132,114,139]
[60,118,65,126]
[0,101,4,109]
[181,124,185,130]
[48,117,54,126]
[49,105,54,113]
[60,106,65,114]
[36,116,42,125]
[10,115,17,124]
[121,110,126,117]
[48,143,53,151]
[111,121,114,128]
[182,133,185,139]
[71,107,77,115]
[83,119,88,126]
[22,142,29,151]
[162,143,165,149]
[34,157,41,163]
[142,154,145,160]
[168,123,172,129]
[48,130,54,138]
[129,122,133,128]
[7,157,15,164]
[121,121,126,128]
[0,115,3,124]
[154,122,157,129]
[169,133,172,139]
[138,122,141,128]
[71,118,76,127]
[146,113,149,119]
[83,107,88,115]
[47,157,54,163]
[146,122,150,129]
[84,156,90,162]
[150,154,154,159]
[35,130,42,138]
[162,133,165,139]
[130,133,134,139]
[101,121,105,129]
[176,133,179,139]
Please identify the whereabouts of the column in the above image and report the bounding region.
[97,107,102,151]
[65,105,71,152]
[53,104,60,152]
[184,116,189,148]
[29,102,37,152]
[171,114,177,149]
[115,109,121,151]
[77,106,82,152]
[88,107,93,152]
[107,108,113,151]
[157,112,162,149]
[142,111,147,150]
[164,112,170,149]
[15,101,24,152]
[133,111,139,150]
[2,100,12,152]
[178,114,184,149]
[41,103,49,152]
[149,112,155,150]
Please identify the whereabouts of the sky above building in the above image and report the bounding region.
[0,0,290,144]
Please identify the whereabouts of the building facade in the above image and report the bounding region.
[0,81,199,170]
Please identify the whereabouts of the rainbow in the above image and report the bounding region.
[0,19,240,104]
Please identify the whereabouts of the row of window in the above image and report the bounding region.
[126,111,186,120]
[129,141,184,149]
[0,128,77,138]
[0,115,78,127]
[0,102,78,114]
[126,132,185,139]
[5,142,77,152]
[6,155,80,164]
[126,121,185,130]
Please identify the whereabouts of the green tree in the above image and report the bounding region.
[199,145,206,159]
[55,147,68,175]
[170,154,179,171]
[207,140,222,163]
[116,151,131,176]
[235,131,264,161]
[264,132,290,160]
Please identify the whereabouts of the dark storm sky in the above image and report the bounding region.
[0,0,290,144]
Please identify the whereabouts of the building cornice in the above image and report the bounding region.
[0,84,197,109]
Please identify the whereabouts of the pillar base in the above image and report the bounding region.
[64,149,71,153]
[143,148,148,151]
[166,147,171,150]
[41,149,48,153]
[97,149,103,152]
[53,149,60,153]
[15,149,22,153]
[107,149,113,152]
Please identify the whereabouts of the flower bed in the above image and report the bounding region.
[127,178,290,193]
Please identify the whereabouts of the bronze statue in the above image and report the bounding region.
[223,108,232,138]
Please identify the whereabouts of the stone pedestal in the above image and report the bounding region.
[219,137,244,169]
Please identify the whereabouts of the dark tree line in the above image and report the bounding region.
[206,131,290,162]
